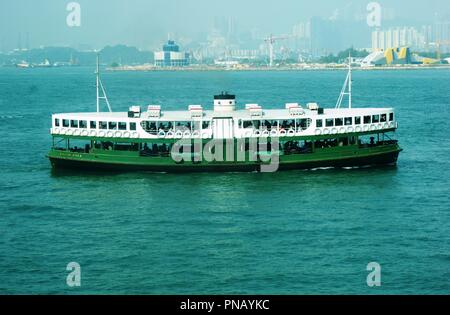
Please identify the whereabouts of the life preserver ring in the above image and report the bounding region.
[347,126,354,133]
[287,128,295,136]
[202,131,210,139]
[262,130,270,137]
[370,124,376,131]
[166,131,174,138]
[158,130,166,138]
[339,127,346,134]
[389,122,395,128]
[383,123,389,129]
[98,130,106,137]
[89,130,97,137]
[175,131,183,139]
[131,132,139,139]
[81,130,89,137]
[363,125,369,132]
[270,130,278,137]
[73,129,81,136]
[192,131,200,138]
[323,128,330,135]
[122,131,130,138]
[331,128,338,134]
[66,129,74,136]
[279,129,287,137]
[53,128,60,135]
[355,126,362,132]
[183,130,191,138]
[253,130,261,137]
[377,124,383,130]
[115,131,122,138]
[244,130,253,138]
[107,131,114,138]
[315,129,322,136]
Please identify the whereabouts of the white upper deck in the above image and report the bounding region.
[51,96,397,140]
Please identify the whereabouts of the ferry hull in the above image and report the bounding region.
[48,145,402,173]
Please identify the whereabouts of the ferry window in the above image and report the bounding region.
[70,120,78,128]
[243,120,253,128]
[62,119,69,127]
[363,116,371,124]
[99,121,107,129]
[280,120,294,129]
[389,113,394,121]
[316,119,323,128]
[202,121,210,129]
[297,118,311,130]
[130,122,136,131]
[372,115,380,123]
[325,119,334,127]
[90,121,97,129]
[381,114,387,122]
[108,122,117,130]
[344,117,352,125]
[335,118,343,126]
[54,118,60,127]
[355,117,361,124]
[118,122,127,130]
[79,120,87,128]
[253,120,262,129]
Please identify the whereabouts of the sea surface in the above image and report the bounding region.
[0,67,449,294]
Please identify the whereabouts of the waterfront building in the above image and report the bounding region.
[154,40,190,67]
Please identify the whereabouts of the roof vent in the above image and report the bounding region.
[189,105,203,118]
[147,105,161,118]
[307,103,319,110]
[128,105,141,118]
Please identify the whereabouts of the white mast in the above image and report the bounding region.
[95,53,112,113]
[335,52,353,109]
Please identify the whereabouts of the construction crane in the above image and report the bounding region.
[435,40,450,61]
[264,34,289,67]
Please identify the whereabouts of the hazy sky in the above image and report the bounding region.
[1,0,450,51]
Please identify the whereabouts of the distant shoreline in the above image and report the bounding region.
[106,64,450,72]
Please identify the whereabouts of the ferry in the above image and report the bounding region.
[48,56,402,173]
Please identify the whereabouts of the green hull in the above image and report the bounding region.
[48,143,402,173]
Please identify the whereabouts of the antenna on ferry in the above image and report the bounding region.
[335,51,353,109]
[95,53,112,113]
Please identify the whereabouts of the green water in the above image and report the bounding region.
[0,67,449,294]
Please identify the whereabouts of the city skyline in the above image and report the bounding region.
[1,0,450,54]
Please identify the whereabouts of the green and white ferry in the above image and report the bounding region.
[48,58,402,172]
